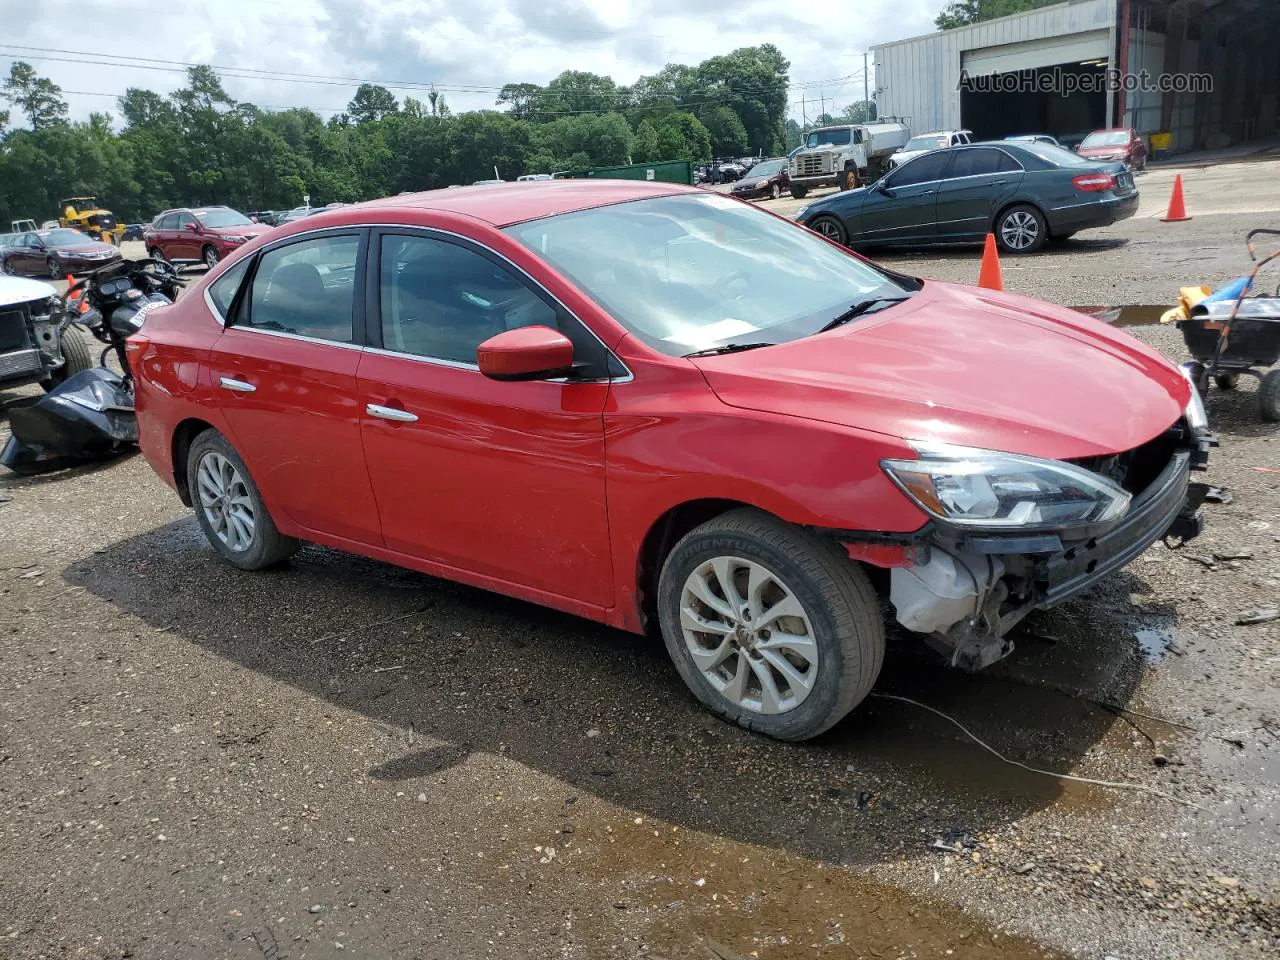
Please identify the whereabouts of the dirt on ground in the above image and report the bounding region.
[2,159,1279,960]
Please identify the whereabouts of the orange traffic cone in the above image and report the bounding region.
[978,233,1003,291]
[1160,174,1191,222]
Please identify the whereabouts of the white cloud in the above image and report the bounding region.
[0,0,942,124]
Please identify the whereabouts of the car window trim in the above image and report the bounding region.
[367,224,631,383]
[219,227,369,349]
[942,147,1026,182]
[889,151,955,188]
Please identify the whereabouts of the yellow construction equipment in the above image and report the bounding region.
[57,197,122,245]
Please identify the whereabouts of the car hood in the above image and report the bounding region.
[732,176,768,190]
[892,149,930,164]
[0,275,58,307]
[1077,146,1128,158]
[58,241,118,256]
[691,281,1190,460]
[207,224,272,238]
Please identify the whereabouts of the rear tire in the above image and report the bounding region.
[809,215,848,246]
[187,430,300,570]
[1260,370,1280,422]
[995,203,1047,254]
[657,509,885,741]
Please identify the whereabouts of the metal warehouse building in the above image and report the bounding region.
[872,0,1279,154]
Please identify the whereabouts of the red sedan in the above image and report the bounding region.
[130,180,1209,740]
[1076,128,1148,171]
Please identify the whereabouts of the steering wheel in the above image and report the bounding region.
[714,269,753,301]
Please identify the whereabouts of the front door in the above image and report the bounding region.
[859,151,953,244]
[934,148,1023,240]
[356,229,615,608]
[172,212,198,261]
[206,229,384,546]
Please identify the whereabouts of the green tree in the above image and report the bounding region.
[694,45,789,155]
[698,104,748,157]
[935,0,1059,29]
[542,71,622,115]
[346,84,399,125]
[2,61,69,130]
[839,100,877,123]
[496,82,543,121]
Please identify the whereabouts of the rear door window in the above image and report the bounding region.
[246,234,360,343]
[948,149,1003,178]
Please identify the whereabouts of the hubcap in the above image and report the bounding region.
[196,452,256,552]
[1000,210,1039,250]
[679,556,818,715]
[204,249,218,268]
[815,219,841,240]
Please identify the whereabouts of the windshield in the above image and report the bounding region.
[805,128,851,148]
[1018,141,1093,167]
[197,209,253,228]
[42,229,91,246]
[903,135,946,152]
[745,159,784,178]
[505,193,908,357]
[1081,131,1129,147]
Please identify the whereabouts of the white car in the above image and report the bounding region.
[0,275,94,391]
[889,130,973,169]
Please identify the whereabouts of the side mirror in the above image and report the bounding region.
[477,326,575,382]
[184,222,200,233]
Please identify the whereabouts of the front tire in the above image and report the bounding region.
[657,509,885,741]
[995,204,1047,254]
[840,168,857,191]
[809,215,847,246]
[187,430,300,570]
[202,245,219,270]
[47,257,62,280]
[770,182,781,200]
[41,327,94,391]
[790,185,808,199]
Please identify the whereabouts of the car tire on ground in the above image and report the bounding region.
[148,248,167,265]
[0,257,12,276]
[657,508,885,741]
[995,203,1047,254]
[770,183,781,200]
[1214,373,1239,391]
[790,185,808,199]
[187,430,300,570]
[41,327,95,391]
[46,257,62,280]
[1260,370,1280,422]
[202,246,219,270]
[808,215,847,246]
[840,169,857,191]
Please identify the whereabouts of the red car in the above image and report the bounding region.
[129,181,1210,740]
[143,206,272,270]
[1076,128,1148,171]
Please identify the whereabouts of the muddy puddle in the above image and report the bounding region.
[569,810,1071,960]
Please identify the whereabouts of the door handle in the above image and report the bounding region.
[366,403,418,423]
[219,376,256,393]
[991,179,1006,185]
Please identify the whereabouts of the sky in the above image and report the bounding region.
[0,0,945,126]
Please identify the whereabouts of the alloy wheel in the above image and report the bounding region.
[1000,210,1040,251]
[679,556,819,715]
[813,219,842,241]
[196,451,257,552]
[203,247,219,270]
[0,258,12,276]
[770,183,781,199]
[47,258,61,280]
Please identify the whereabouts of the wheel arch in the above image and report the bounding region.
[171,417,218,506]
[992,197,1047,233]
[635,498,776,633]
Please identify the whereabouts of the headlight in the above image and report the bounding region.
[1179,365,1208,433]
[796,204,810,219]
[223,235,250,243]
[882,442,1131,529]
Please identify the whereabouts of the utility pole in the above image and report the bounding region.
[864,52,870,111]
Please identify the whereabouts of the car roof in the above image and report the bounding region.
[352,179,695,227]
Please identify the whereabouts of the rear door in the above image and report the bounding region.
[857,151,952,245]
[355,228,616,609]
[206,228,384,546]
[934,147,1024,240]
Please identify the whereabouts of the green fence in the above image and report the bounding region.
[553,160,693,185]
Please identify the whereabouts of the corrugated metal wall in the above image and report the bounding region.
[873,0,1118,134]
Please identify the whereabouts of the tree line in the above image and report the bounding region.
[0,46,794,225]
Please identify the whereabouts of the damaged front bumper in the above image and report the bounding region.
[844,426,1212,670]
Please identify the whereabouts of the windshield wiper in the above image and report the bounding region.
[683,342,775,358]
[819,296,910,333]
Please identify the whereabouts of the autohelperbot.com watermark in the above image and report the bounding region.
[958,68,1212,97]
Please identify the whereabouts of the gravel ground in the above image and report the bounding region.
[2,161,1279,960]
